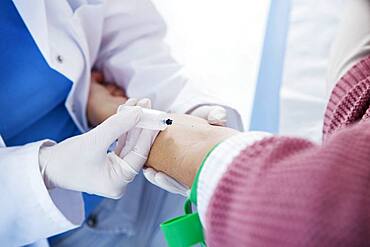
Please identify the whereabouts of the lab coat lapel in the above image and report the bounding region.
[13,0,89,132]
[65,16,91,132]
[0,136,5,147]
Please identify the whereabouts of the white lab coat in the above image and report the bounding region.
[0,0,242,246]
[279,0,343,142]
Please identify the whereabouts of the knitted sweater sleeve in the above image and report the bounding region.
[204,55,370,247]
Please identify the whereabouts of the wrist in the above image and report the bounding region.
[147,113,239,187]
[186,127,238,186]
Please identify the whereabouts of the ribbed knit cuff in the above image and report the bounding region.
[324,55,370,140]
[197,132,271,228]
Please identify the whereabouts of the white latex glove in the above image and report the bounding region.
[144,168,190,197]
[39,106,155,199]
[143,105,227,197]
[190,105,227,126]
[115,98,159,158]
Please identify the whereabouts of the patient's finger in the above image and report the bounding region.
[106,84,118,95]
[112,87,126,97]
[91,71,104,83]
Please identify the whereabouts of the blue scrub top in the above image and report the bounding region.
[0,0,101,242]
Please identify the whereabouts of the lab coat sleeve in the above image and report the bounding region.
[96,0,243,130]
[0,140,84,246]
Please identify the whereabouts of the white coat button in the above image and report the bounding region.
[56,55,64,64]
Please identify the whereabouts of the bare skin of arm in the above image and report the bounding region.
[86,76,238,186]
[147,114,238,187]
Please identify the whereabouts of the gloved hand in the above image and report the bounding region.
[39,105,156,199]
[144,168,190,197]
[143,105,227,197]
[115,98,159,159]
[190,105,227,126]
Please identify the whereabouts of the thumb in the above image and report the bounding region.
[90,106,143,148]
[121,129,157,172]
[207,106,227,126]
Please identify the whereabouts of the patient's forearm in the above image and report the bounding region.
[147,114,238,187]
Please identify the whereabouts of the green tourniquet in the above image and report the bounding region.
[161,143,221,247]
[160,213,204,247]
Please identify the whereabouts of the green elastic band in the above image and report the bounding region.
[161,213,205,247]
[161,143,221,247]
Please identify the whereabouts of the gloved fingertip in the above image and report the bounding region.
[117,100,140,111]
[210,107,227,119]
[118,99,138,112]
[137,98,151,108]
[143,168,156,181]
[143,167,155,173]
[119,107,143,127]
[120,106,143,119]
[208,107,227,125]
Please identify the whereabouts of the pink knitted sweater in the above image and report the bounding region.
[205,55,370,247]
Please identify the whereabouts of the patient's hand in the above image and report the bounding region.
[87,72,128,127]
[147,114,238,187]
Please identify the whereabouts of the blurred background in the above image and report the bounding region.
[152,0,344,139]
[152,0,270,129]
